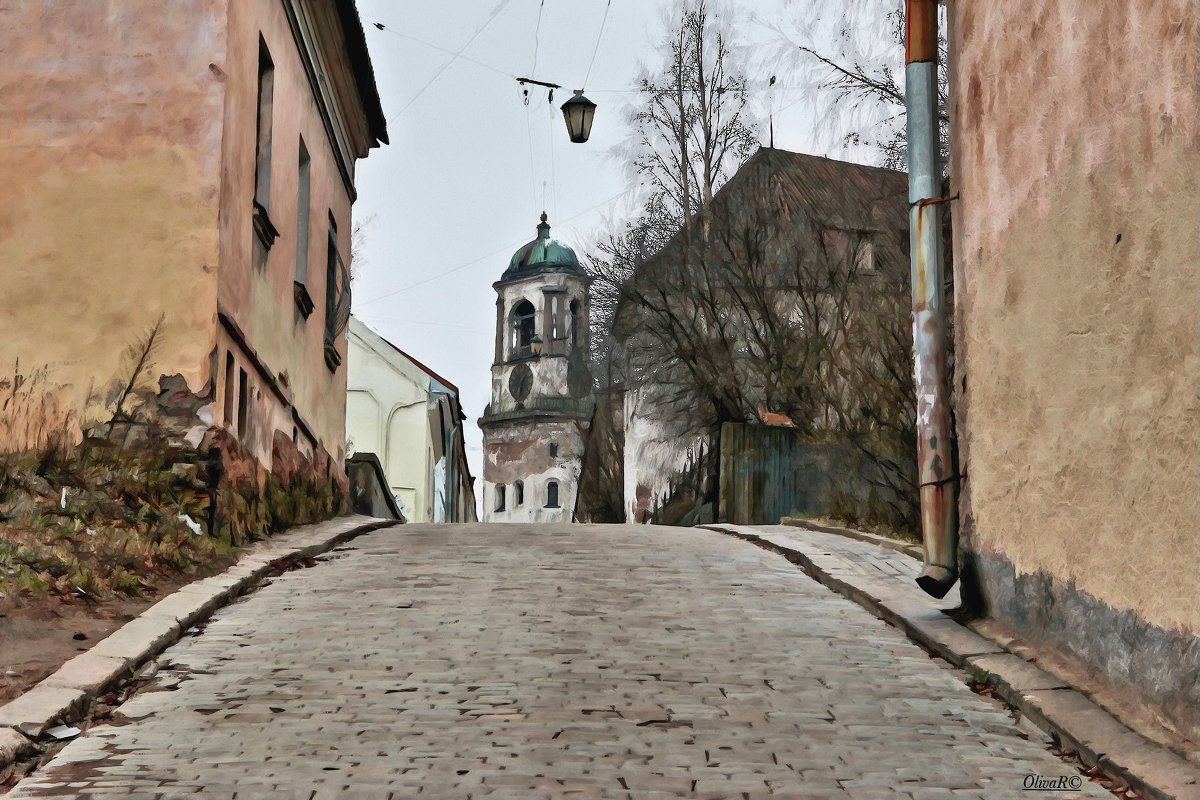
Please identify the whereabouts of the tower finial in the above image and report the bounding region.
[537,212,550,240]
[540,211,548,223]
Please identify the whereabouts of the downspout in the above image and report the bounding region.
[906,0,958,598]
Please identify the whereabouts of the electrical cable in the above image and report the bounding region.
[371,23,514,79]
[355,188,633,306]
[547,100,559,214]
[582,0,613,88]
[382,0,514,122]
[531,0,545,77]
[525,102,539,217]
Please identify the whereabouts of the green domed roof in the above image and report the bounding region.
[502,213,585,281]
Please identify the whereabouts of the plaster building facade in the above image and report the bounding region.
[0,0,386,490]
[346,317,477,524]
[948,0,1200,743]
[479,215,593,523]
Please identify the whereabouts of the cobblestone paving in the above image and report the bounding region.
[8,524,1105,799]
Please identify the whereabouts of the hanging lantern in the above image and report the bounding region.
[560,90,597,144]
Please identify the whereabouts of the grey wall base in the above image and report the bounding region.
[971,549,1200,743]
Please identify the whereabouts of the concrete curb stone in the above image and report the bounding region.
[0,686,89,737]
[0,728,34,767]
[780,515,925,559]
[702,523,1200,800]
[41,653,132,696]
[0,514,397,772]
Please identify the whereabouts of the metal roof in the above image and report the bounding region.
[501,213,586,282]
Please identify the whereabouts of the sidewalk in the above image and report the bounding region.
[0,514,398,784]
[703,523,1200,800]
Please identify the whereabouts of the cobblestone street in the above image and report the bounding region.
[8,524,1104,799]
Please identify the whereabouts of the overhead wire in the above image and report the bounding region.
[530,0,545,78]
[582,0,613,89]
[371,23,514,80]
[526,0,547,216]
[355,188,634,307]
[381,0,514,122]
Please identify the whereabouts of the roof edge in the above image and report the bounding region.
[336,0,389,146]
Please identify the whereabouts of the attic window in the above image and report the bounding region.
[854,236,875,274]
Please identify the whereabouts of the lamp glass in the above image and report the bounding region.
[561,91,597,144]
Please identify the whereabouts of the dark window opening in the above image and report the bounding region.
[254,39,274,212]
[515,480,524,506]
[510,300,536,357]
[494,484,506,512]
[222,352,236,425]
[294,138,314,318]
[549,443,558,457]
[236,368,248,439]
[569,298,582,345]
[545,480,559,509]
[323,212,347,370]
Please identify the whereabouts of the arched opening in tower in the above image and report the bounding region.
[511,299,536,357]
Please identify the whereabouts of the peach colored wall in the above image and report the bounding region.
[949,1,1200,633]
[0,2,228,441]
[216,0,359,470]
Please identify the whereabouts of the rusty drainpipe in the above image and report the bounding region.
[906,0,958,598]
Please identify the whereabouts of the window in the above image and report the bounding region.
[510,300,536,357]
[854,235,875,274]
[548,443,558,458]
[251,39,278,254]
[222,352,236,425]
[236,368,248,439]
[254,39,274,212]
[569,299,582,345]
[294,138,314,318]
[514,480,524,506]
[545,480,560,509]
[323,212,347,370]
[494,484,506,512]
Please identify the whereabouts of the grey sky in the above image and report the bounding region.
[349,0,892,498]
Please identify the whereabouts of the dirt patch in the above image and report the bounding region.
[0,557,234,704]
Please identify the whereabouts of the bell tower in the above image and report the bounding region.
[479,213,593,523]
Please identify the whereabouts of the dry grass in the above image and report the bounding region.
[0,439,236,605]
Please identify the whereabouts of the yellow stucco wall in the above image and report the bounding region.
[0,2,227,442]
[215,0,361,469]
[950,1,1200,634]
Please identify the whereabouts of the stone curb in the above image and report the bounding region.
[702,523,1200,800]
[779,515,925,559]
[0,514,399,771]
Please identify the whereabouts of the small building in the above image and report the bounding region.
[346,318,477,523]
[479,214,594,523]
[0,0,386,492]
[948,0,1200,742]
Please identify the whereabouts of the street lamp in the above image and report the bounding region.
[530,334,544,356]
[561,90,597,143]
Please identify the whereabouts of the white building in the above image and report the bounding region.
[479,214,593,523]
[346,317,476,523]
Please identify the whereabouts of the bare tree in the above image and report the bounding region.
[612,153,919,529]
[587,0,759,370]
[756,0,948,171]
